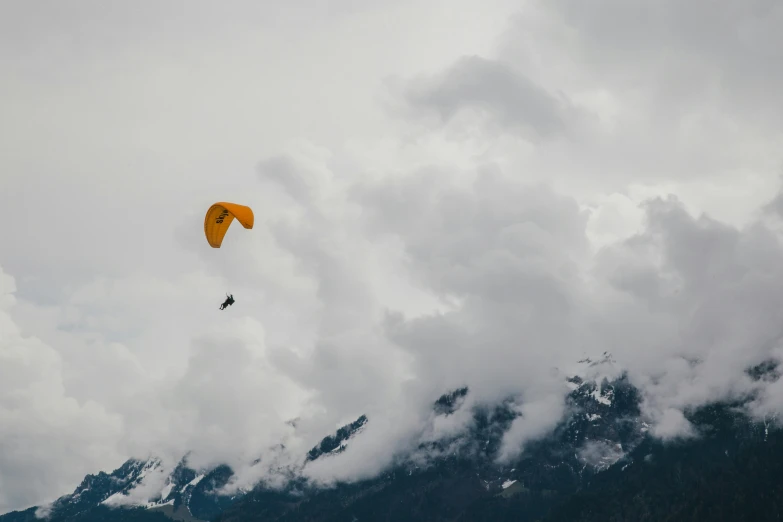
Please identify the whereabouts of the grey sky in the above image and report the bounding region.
[2,0,783,514]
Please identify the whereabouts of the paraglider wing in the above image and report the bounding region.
[204,202,254,248]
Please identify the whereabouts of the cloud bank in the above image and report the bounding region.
[3,0,783,514]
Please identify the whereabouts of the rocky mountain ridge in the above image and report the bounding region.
[3,353,772,522]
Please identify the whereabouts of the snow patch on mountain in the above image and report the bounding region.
[188,474,205,488]
[591,387,613,406]
[159,481,174,502]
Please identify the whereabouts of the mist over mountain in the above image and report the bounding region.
[3,356,781,521]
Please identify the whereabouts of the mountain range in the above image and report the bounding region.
[3,353,781,522]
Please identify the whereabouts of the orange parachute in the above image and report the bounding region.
[204,202,254,248]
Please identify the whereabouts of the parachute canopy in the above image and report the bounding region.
[204,202,254,248]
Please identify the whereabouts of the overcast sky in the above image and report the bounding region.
[3,0,783,514]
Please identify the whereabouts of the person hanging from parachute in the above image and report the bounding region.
[219,293,235,310]
[203,201,254,311]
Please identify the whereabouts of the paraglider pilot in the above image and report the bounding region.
[219,294,235,310]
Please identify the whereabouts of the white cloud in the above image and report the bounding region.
[578,440,625,470]
[651,408,696,441]
[497,393,569,463]
[0,266,125,514]
[4,0,783,514]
